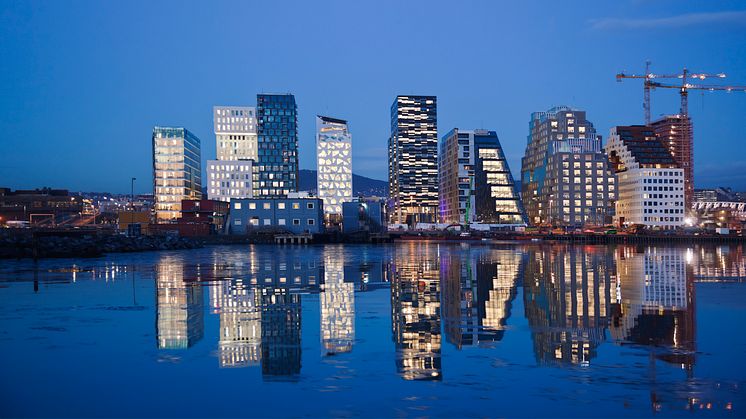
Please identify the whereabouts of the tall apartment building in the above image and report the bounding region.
[439,129,525,225]
[256,94,298,197]
[388,95,438,225]
[605,125,685,229]
[214,106,257,161]
[152,127,202,223]
[207,106,257,202]
[651,115,693,209]
[316,116,353,217]
[520,106,616,227]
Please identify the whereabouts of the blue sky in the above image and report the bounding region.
[1,0,745,193]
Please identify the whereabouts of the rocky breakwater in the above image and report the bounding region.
[0,230,202,259]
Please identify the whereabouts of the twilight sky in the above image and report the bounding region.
[1,0,745,193]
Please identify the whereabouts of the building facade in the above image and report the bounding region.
[214,106,257,161]
[651,115,693,210]
[342,199,385,234]
[152,127,202,223]
[520,107,616,227]
[388,95,438,225]
[316,116,353,217]
[256,94,298,197]
[605,125,685,229]
[439,129,525,226]
[206,160,254,202]
[228,197,324,234]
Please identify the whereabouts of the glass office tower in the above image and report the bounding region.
[388,95,438,225]
[316,115,353,217]
[152,127,202,223]
[256,94,298,197]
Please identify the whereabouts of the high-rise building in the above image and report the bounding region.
[388,95,438,225]
[256,94,298,197]
[206,160,254,202]
[152,127,202,223]
[316,116,353,218]
[605,125,685,229]
[214,106,257,161]
[651,115,693,209]
[439,129,525,225]
[521,107,616,227]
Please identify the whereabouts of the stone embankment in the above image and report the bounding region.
[0,230,201,259]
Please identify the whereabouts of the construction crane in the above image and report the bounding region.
[616,61,726,124]
[648,80,746,115]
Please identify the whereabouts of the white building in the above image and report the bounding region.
[605,126,685,229]
[316,116,352,216]
[206,160,254,202]
[214,106,257,161]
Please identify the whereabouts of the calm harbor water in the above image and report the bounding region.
[0,242,745,417]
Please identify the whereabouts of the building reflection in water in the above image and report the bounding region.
[211,279,262,368]
[611,246,696,371]
[441,246,525,348]
[155,256,204,349]
[260,287,302,378]
[693,245,746,282]
[320,246,355,355]
[390,243,442,381]
[523,246,615,366]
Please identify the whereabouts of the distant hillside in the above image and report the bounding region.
[298,169,387,197]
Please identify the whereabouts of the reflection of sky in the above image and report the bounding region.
[0,244,744,416]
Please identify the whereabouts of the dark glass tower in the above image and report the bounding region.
[256,94,298,197]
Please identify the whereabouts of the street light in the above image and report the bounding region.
[131,177,136,211]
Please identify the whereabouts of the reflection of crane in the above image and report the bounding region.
[616,61,727,124]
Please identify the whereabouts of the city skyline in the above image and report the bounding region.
[2,1,745,193]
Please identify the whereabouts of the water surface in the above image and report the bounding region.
[1,243,744,417]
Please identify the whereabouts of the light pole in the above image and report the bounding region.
[131,178,136,211]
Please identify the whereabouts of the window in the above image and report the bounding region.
[249,203,256,210]
[292,219,300,225]
[292,203,300,209]
[250,217,259,226]
[307,219,315,225]
[307,202,314,209]
[263,202,271,209]
[278,218,286,225]
[234,219,242,225]
[278,202,286,209]
[233,203,242,210]
[263,219,271,226]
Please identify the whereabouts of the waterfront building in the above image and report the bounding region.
[651,115,693,209]
[439,129,525,226]
[179,199,230,234]
[605,125,685,229]
[441,248,524,349]
[320,247,355,355]
[522,246,616,366]
[155,257,204,349]
[0,187,91,225]
[342,199,385,234]
[316,116,353,220]
[152,127,202,223]
[520,107,616,227]
[388,95,438,225]
[228,197,324,234]
[214,106,257,161]
[206,159,254,202]
[390,243,442,380]
[256,94,299,197]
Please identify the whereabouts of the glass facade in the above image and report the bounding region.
[152,127,202,223]
[316,116,352,215]
[388,95,438,225]
[256,94,298,197]
[439,129,526,225]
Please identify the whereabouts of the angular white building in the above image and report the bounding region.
[207,106,257,202]
[605,125,685,229]
[214,106,257,161]
[316,116,352,217]
[206,160,254,202]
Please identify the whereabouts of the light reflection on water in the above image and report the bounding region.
[0,243,744,417]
